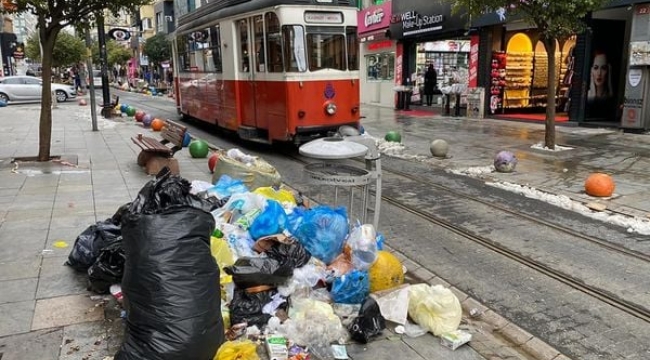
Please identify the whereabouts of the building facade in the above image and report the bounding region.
[472,0,650,128]
[358,0,396,107]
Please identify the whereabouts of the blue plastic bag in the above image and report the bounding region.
[248,200,288,240]
[208,175,249,199]
[376,232,385,251]
[331,270,369,304]
[290,206,348,264]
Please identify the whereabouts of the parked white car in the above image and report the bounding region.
[0,76,77,104]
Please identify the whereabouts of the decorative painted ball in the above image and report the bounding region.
[78,99,87,106]
[384,131,402,143]
[494,150,518,173]
[134,111,145,122]
[126,106,136,117]
[430,139,449,158]
[585,173,615,197]
[189,140,210,158]
[142,114,153,128]
[208,153,219,173]
[182,132,192,147]
[0,100,6,107]
[120,104,129,113]
[151,118,165,131]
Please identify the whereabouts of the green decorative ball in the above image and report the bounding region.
[126,106,136,117]
[385,131,402,143]
[189,139,210,158]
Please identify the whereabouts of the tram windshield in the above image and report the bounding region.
[282,25,358,72]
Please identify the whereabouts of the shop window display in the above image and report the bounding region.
[366,53,394,81]
[496,32,576,114]
[414,41,469,105]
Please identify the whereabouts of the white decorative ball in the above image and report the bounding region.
[430,139,449,158]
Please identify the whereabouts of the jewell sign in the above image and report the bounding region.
[389,0,466,39]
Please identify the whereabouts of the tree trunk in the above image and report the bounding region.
[37,22,60,161]
[544,38,557,150]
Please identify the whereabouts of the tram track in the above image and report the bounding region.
[284,152,650,326]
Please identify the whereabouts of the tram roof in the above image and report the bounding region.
[176,0,356,33]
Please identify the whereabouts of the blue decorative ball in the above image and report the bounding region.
[0,100,7,107]
[120,104,129,113]
[182,132,192,147]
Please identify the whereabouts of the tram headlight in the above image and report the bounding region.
[325,102,337,116]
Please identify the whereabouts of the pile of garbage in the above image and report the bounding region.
[66,151,469,360]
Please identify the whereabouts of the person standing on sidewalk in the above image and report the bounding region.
[424,64,437,106]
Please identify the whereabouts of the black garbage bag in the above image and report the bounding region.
[111,202,131,226]
[229,288,278,328]
[66,220,122,271]
[224,257,293,289]
[128,166,217,215]
[265,240,311,269]
[87,241,125,294]
[348,297,386,344]
[114,207,223,360]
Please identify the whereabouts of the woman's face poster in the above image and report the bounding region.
[586,19,626,121]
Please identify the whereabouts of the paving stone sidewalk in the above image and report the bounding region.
[0,104,494,359]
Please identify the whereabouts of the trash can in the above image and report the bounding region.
[395,90,405,110]
[402,90,412,111]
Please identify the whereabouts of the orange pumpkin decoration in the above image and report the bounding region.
[151,118,165,132]
[585,173,615,197]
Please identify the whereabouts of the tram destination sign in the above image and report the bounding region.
[305,11,343,23]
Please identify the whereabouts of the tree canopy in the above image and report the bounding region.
[92,39,132,67]
[142,33,171,66]
[451,0,610,148]
[26,32,85,68]
[2,0,152,161]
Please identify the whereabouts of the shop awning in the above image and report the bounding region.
[359,29,389,43]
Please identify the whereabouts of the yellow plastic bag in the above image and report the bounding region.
[211,236,235,299]
[214,340,259,360]
[211,236,235,272]
[407,284,462,336]
[253,187,296,205]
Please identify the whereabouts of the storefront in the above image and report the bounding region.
[473,2,638,125]
[358,1,396,107]
[389,0,468,107]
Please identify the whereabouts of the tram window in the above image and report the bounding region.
[306,32,345,71]
[238,19,250,72]
[266,13,283,73]
[208,25,223,72]
[254,15,265,72]
[346,26,359,70]
[282,25,307,72]
[177,35,190,71]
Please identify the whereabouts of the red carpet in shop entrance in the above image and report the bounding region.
[495,113,569,122]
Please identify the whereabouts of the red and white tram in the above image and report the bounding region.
[172,0,361,144]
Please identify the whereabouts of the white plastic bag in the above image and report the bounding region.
[370,284,410,325]
[347,224,378,271]
[407,284,462,336]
